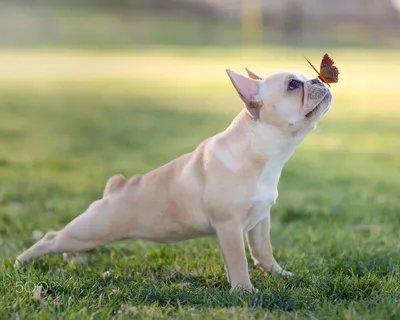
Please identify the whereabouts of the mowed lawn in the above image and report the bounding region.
[0,47,399,319]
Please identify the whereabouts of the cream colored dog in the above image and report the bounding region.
[15,68,332,292]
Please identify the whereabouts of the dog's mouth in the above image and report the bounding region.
[305,92,331,118]
[305,105,319,118]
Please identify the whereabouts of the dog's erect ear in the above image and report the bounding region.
[226,69,263,119]
[245,67,262,80]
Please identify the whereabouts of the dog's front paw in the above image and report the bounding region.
[229,283,257,294]
[255,262,294,278]
[272,268,294,278]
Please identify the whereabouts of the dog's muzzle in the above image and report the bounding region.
[305,82,332,118]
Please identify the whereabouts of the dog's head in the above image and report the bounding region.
[226,68,332,136]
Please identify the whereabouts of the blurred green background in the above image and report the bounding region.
[0,0,399,319]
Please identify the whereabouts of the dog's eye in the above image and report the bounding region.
[288,79,301,91]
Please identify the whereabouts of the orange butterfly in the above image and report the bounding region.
[304,53,339,87]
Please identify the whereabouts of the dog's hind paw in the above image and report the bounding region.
[63,253,86,265]
[13,259,23,269]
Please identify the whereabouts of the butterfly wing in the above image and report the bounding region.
[320,54,339,84]
[320,54,335,69]
[304,56,331,87]
[320,65,339,84]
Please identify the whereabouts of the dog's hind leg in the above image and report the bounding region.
[15,230,60,265]
[62,174,127,263]
[15,199,120,266]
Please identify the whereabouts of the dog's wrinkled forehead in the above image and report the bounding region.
[261,71,307,90]
[284,71,308,82]
[261,71,329,102]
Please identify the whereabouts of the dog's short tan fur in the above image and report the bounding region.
[16,68,332,292]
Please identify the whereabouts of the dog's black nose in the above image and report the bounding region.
[311,78,323,86]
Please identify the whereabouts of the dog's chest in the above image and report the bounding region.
[242,161,282,232]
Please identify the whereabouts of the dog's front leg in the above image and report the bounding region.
[246,214,293,277]
[215,221,253,292]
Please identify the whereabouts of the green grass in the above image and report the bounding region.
[0,47,399,319]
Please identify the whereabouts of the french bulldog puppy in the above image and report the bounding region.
[15,68,332,292]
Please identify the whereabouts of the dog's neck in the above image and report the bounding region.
[223,110,307,171]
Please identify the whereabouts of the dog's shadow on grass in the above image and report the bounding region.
[8,252,302,312]
[6,248,399,313]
